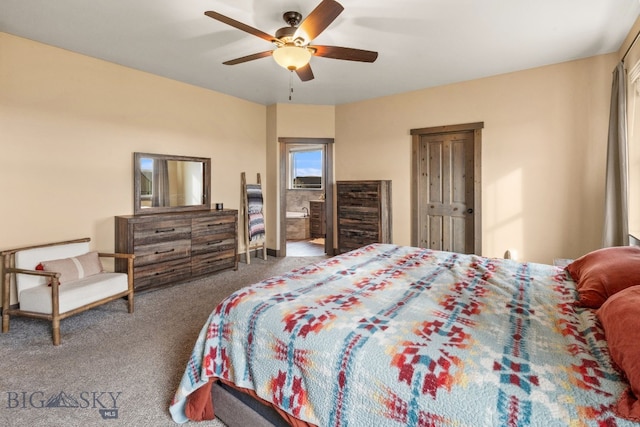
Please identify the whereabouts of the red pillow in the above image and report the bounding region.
[566,246,640,308]
[597,286,640,421]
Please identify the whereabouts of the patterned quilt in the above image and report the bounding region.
[170,244,635,426]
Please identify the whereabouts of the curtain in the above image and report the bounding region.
[603,62,629,247]
[152,159,170,207]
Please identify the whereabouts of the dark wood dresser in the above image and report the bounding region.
[336,180,392,253]
[310,200,326,238]
[115,210,238,292]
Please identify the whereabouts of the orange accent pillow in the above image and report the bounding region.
[565,246,640,308]
[597,286,640,421]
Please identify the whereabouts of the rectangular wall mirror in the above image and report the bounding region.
[133,152,211,215]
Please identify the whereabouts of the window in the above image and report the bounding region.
[289,147,323,189]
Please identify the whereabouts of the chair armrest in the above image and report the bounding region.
[4,268,62,306]
[6,268,60,279]
[6,268,63,316]
[97,254,134,293]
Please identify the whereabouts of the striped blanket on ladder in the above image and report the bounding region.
[246,184,265,241]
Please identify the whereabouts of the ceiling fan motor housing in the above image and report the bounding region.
[282,11,302,26]
[275,26,297,41]
[276,11,306,45]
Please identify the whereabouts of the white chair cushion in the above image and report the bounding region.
[14,242,91,296]
[18,272,128,315]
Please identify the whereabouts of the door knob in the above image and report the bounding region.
[466,208,474,214]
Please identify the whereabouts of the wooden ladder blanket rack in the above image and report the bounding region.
[241,172,267,264]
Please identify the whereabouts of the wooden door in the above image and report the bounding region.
[411,123,482,254]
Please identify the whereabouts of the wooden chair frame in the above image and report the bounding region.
[1,237,135,345]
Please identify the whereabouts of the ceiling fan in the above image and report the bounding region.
[204,0,378,82]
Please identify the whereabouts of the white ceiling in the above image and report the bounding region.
[2,0,639,105]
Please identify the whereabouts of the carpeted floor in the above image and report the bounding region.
[0,255,327,427]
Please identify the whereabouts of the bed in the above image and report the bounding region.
[170,243,640,426]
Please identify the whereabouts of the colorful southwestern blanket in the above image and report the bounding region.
[246,183,265,241]
[170,244,635,426]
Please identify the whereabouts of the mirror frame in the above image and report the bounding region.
[133,152,211,215]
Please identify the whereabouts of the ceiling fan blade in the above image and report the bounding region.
[223,50,273,65]
[295,0,344,42]
[295,64,315,81]
[205,11,275,43]
[311,45,378,62]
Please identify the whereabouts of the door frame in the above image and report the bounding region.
[410,122,483,254]
[278,137,334,257]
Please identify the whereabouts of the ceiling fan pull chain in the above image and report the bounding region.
[289,71,294,101]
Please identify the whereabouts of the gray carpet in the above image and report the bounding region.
[0,255,327,427]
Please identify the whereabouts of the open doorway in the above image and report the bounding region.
[278,137,334,257]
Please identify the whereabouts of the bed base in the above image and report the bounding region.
[212,381,290,427]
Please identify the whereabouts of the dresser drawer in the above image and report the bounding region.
[338,183,380,200]
[192,237,236,255]
[339,228,379,242]
[338,196,381,208]
[133,239,191,266]
[133,258,191,290]
[337,207,380,228]
[192,215,237,254]
[193,214,236,228]
[192,249,236,276]
[133,219,191,245]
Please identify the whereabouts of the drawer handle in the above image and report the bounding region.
[155,248,175,254]
[155,228,176,233]
[207,240,223,245]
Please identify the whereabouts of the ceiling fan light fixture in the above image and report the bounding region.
[273,45,311,71]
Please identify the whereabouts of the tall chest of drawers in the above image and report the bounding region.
[115,210,238,292]
[309,200,325,238]
[336,180,392,254]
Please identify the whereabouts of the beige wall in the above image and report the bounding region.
[0,31,623,266]
[1,33,266,253]
[335,54,616,263]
